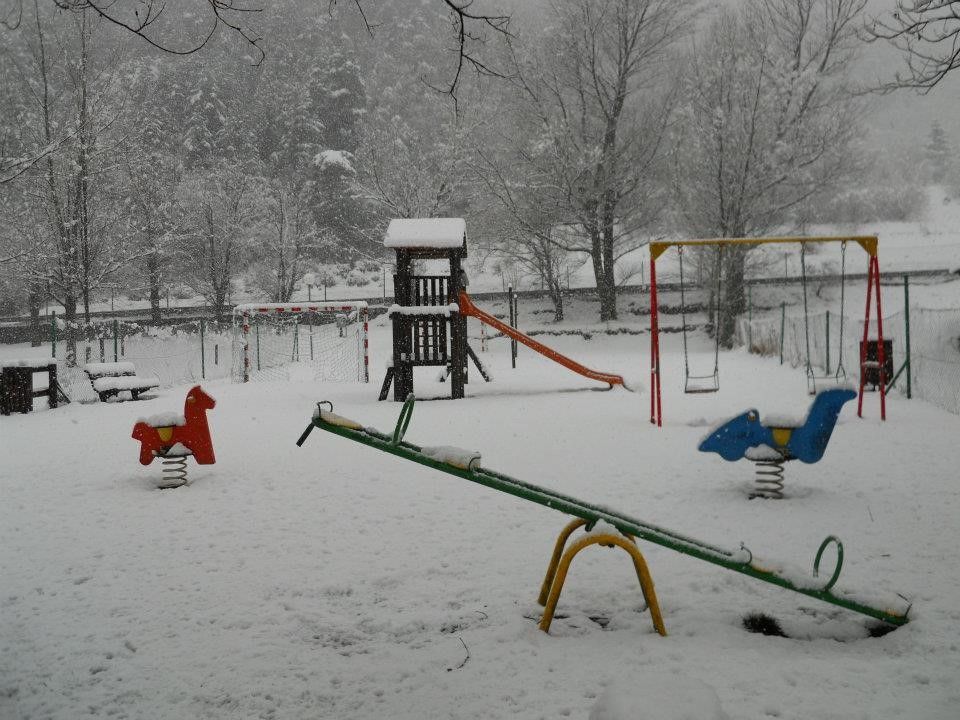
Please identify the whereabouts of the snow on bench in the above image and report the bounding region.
[84,361,136,378]
[0,358,56,370]
[83,362,159,402]
[92,375,161,393]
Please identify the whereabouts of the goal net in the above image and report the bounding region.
[232,302,369,383]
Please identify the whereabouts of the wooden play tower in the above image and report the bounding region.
[379,218,472,401]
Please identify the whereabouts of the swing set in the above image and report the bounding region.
[649,235,886,426]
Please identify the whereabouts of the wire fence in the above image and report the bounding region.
[48,321,233,402]
[738,305,960,416]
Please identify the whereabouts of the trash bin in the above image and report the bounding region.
[860,339,894,390]
[0,366,34,414]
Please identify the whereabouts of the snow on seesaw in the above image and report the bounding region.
[2,310,959,720]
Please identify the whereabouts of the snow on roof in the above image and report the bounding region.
[383,218,466,249]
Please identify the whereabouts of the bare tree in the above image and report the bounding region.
[251,183,328,302]
[176,162,261,321]
[672,0,864,347]
[122,144,182,324]
[3,5,138,357]
[865,0,960,90]
[352,92,483,224]
[503,0,688,321]
[4,0,514,102]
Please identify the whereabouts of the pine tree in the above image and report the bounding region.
[924,122,952,185]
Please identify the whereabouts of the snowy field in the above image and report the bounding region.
[2,307,959,720]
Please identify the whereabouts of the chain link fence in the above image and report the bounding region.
[739,304,960,416]
[48,320,233,402]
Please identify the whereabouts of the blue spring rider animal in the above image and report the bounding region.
[698,388,856,498]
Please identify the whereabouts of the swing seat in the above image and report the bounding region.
[806,369,847,396]
[685,374,720,394]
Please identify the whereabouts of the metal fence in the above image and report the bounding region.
[47,321,233,402]
[739,304,960,416]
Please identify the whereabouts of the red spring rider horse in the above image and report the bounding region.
[132,385,216,467]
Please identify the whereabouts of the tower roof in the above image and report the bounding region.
[384,218,466,249]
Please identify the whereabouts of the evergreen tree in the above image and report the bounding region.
[924,121,952,185]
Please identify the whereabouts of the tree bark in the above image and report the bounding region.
[28,284,43,347]
[720,246,748,348]
[549,278,564,322]
[63,295,78,366]
[148,250,162,324]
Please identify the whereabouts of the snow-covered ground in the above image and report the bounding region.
[2,308,959,719]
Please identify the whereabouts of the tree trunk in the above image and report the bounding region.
[587,221,617,322]
[28,284,43,347]
[148,251,162,324]
[212,281,228,323]
[599,207,618,321]
[77,14,92,324]
[63,295,78,366]
[720,246,748,348]
[549,278,564,322]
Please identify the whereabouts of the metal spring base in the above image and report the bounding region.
[750,457,785,499]
[159,455,189,488]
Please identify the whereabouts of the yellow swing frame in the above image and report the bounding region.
[647,235,886,427]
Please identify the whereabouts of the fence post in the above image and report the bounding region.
[747,284,752,350]
[200,318,206,379]
[256,324,261,370]
[99,337,105,363]
[825,310,830,374]
[214,343,218,366]
[51,312,57,359]
[292,315,299,362]
[113,319,119,362]
[508,285,517,369]
[904,275,911,399]
[779,302,785,365]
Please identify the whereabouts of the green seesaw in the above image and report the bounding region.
[297,396,910,634]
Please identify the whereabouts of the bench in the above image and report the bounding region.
[83,361,159,402]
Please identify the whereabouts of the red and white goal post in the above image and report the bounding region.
[232,302,369,384]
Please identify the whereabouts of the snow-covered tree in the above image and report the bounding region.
[924,121,953,185]
[175,162,262,321]
[500,0,688,321]
[353,95,481,226]
[15,0,513,104]
[671,0,864,347]
[2,6,141,355]
[249,184,330,303]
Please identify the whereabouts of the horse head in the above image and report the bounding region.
[185,385,216,414]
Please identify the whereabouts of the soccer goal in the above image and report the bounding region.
[232,302,369,384]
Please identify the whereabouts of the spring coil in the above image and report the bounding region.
[159,455,189,488]
[750,458,785,499]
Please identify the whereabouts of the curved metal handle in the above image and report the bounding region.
[813,535,844,591]
[393,394,416,445]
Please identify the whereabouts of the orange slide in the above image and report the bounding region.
[458,291,634,391]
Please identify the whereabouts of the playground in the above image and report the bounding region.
[2,275,960,719]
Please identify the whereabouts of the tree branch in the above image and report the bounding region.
[864,0,960,91]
